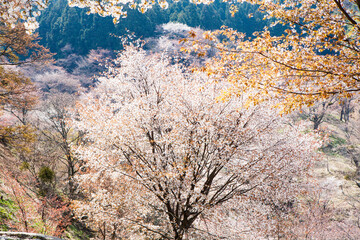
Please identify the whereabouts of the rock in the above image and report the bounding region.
[0,232,62,240]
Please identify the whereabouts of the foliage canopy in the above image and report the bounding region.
[185,0,360,113]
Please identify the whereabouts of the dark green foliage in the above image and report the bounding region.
[38,166,55,183]
[64,221,94,240]
[38,166,55,197]
[38,0,279,57]
[38,0,168,58]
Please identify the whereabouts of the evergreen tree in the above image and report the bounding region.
[37,0,271,57]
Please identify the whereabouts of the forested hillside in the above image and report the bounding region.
[37,0,270,57]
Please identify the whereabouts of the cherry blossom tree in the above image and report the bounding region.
[71,46,321,239]
[39,92,82,198]
[0,0,44,34]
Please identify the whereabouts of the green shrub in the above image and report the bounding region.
[0,194,17,231]
[38,166,55,183]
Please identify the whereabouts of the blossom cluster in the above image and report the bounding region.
[71,47,322,239]
[0,0,45,34]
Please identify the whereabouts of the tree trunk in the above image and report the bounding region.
[348,149,360,181]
